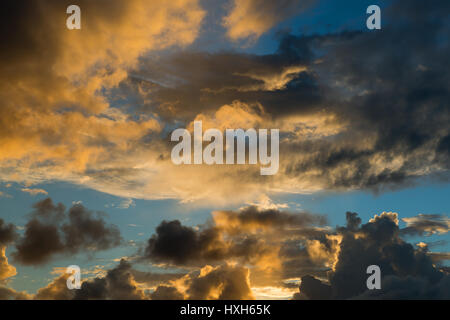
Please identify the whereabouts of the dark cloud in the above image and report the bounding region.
[144,207,326,268]
[34,259,145,300]
[297,211,450,299]
[144,220,226,265]
[0,219,17,246]
[34,274,74,300]
[214,206,326,232]
[128,38,320,121]
[131,269,185,287]
[12,198,122,265]
[296,275,331,300]
[74,259,145,300]
[150,285,184,300]
[0,286,29,300]
[2,207,449,300]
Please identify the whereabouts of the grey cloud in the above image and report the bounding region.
[0,219,18,246]
[297,211,450,299]
[12,198,122,265]
[74,259,145,300]
[401,214,449,236]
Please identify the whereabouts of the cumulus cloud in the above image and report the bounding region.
[0,247,17,281]
[296,211,450,299]
[1,208,449,300]
[144,206,327,272]
[35,259,145,300]
[34,260,253,300]
[0,286,30,300]
[0,219,17,247]
[0,219,18,281]
[152,264,254,300]
[12,198,122,265]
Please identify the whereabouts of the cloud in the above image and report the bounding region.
[0,247,17,281]
[144,206,326,270]
[185,264,254,300]
[150,285,184,300]
[0,286,30,300]
[296,211,450,299]
[401,214,450,236]
[33,260,253,300]
[12,198,122,265]
[117,199,136,209]
[0,219,18,281]
[0,0,204,200]
[21,188,48,196]
[1,207,449,300]
[0,0,447,205]
[34,273,74,300]
[74,259,146,300]
[108,0,449,203]
[223,0,315,41]
[0,219,17,247]
[35,259,145,300]
[154,264,254,300]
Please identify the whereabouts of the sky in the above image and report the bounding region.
[0,0,449,300]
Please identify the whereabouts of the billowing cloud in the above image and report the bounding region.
[0,219,18,281]
[0,286,30,300]
[184,264,254,300]
[144,206,326,272]
[12,198,122,265]
[34,273,74,300]
[35,259,145,300]
[150,285,184,300]
[296,211,450,299]
[0,247,17,281]
[74,259,146,300]
[1,207,449,300]
[153,264,254,300]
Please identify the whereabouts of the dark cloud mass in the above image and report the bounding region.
[297,212,450,299]
[12,198,122,265]
[0,219,17,246]
[144,207,326,267]
[74,259,145,300]
[34,259,145,300]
